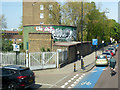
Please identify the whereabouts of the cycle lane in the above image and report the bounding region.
[74,66,106,88]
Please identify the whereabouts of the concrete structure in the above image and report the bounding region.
[53,41,92,63]
[23,1,60,25]
[23,25,77,50]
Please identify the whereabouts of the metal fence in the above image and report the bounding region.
[0,50,68,70]
[0,52,26,66]
[29,52,57,70]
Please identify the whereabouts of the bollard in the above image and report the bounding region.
[81,56,84,69]
[59,64,61,68]
[74,63,76,72]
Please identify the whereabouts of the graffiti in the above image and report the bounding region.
[35,26,76,41]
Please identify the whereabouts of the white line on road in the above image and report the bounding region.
[71,84,75,87]
[64,82,68,86]
[61,85,65,88]
[68,80,71,83]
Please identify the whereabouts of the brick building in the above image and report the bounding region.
[2,31,23,44]
[23,0,60,25]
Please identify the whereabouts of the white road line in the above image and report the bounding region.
[68,87,71,88]
[81,75,84,78]
[68,80,71,83]
[78,77,82,80]
[74,81,77,84]
[76,79,79,82]
[64,82,68,86]
[76,74,79,76]
[36,83,53,86]
[73,76,77,78]
[83,74,85,76]
[71,84,75,87]
[71,77,74,80]
[61,85,65,88]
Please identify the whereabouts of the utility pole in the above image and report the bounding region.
[81,1,84,69]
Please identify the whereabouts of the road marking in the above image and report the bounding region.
[36,83,53,86]
[74,81,77,84]
[61,85,65,88]
[81,81,91,86]
[71,84,75,87]
[71,78,74,80]
[68,80,71,83]
[78,77,82,80]
[91,70,97,72]
[49,73,71,88]
[81,75,84,78]
[68,87,71,88]
[64,82,68,85]
[76,79,80,82]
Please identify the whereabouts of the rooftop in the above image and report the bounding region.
[53,41,91,47]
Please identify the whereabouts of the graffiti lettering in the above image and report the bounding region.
[35,26,76,41]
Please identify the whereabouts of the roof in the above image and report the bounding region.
[3,65,28,71]
[2,35,23,39]
[53,41,91,47]
[23,24,77,28]
[3,31,19,33]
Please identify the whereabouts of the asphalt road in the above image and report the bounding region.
[94,46,119,88]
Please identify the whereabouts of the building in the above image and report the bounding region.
[23,0,60,26]
[2,31,23,44]
[23,24,77,51]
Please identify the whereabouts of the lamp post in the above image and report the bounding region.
[102,10,109,50]
[81,0,84,69]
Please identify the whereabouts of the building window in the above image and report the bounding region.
[40,5,44,10]
[49,14,52,18]
[40,13,44,19]
[40,22,44,24]
[49,5,53,10]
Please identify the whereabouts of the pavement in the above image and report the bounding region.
[33,48,103,88]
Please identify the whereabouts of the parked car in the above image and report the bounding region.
[106,50,114,56]
[102,52,112,61]
[106,47,115,55]
[0,65,35,90]
[109,45,117,51]
[95,54,108,66]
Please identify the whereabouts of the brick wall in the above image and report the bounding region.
[29,33,52,52]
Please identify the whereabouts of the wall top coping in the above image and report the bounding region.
[53,41,91,47]
[23,24,77,28]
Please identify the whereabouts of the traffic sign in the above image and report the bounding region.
[92,39,98,45]
[13,44,20,51]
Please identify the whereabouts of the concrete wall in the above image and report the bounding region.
[53,42,92,64]
[29,33,52,52]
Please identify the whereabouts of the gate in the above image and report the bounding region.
[29,52,57,70]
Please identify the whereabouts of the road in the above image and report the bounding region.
[74,45,119,89]
[26,45,119,89]
[94,47,119,88]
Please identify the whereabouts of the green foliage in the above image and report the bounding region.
[2,39,13,52]
[18,31,23,35]
[47,48,50,52]
[61,1,120,42]
[40,47,46,52]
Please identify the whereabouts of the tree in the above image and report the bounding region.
[0,14,7,29]
[18,16,23,30]
[2,39,13,52]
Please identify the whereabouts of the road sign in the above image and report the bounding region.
[13,44,20,51]
[92,39,98,45]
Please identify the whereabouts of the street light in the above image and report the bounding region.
[102,10,109,51]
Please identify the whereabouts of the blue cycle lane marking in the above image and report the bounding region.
[74,67,106,88]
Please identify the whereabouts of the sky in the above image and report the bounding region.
[0,0,119,30]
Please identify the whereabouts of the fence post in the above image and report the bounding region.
[26,50,29,67]
[28,53,31,68]
[0,53,2,66]
[57,52,59,68]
